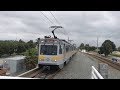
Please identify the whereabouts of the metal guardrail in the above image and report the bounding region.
[91,66,104,79]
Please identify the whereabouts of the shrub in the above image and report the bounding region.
[24,48,38,70]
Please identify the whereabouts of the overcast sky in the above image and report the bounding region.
[0,11,120,47]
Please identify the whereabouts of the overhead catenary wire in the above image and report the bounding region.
[50,11,67,35]
[0,12,53,41]
[39,12,51,27]
[23,32,44,40]
[19,11,51,39]
[49,11,61,25]
[40,11,56,26]
[39,11,61,36]
[50,11,72,37]
[49,11,64,35]
[0,12,73,42]
[49,11,70,39]
[40,11,65,38]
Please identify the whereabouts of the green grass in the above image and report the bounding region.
[111,53,120,57]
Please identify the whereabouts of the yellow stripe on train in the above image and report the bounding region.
[39,55,45,60]
[39,55,63,61]
[51,56,64,60]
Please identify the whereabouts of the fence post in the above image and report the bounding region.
[98,63,108,79]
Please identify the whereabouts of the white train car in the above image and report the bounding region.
[38,36,77,69]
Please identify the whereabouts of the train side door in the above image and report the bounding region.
[63,44,66,60]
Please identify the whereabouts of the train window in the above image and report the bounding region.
[66,46,69,52]
[69,46,71,51]
[40,45,57,55]
[59,45,62,54]
[69,46,70,51]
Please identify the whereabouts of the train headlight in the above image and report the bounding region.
[41,40,44,42]
[55,60,57,62]
[40,59,44,61]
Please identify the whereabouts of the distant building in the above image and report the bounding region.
[81,49,86,53]
[79,49,81,52]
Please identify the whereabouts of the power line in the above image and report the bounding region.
[43,11,65,37]
[49,11,61,25]
[40,11,72,41]
[39,12,51,26]
[40,11,55,25]
[52,11,72,36]
[18,31,43,41]
[43,11,66,38]
[40,11,61,36]
[49,11,69,38]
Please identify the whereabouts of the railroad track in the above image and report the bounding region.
[85,53,120,71]
[17,67,40,78]
[34,69,60,79]
[17,67,60,79]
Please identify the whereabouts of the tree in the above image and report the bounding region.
[24,48,38,70]
[0,39,37,57]
[89,46,96,51]
[27,40,36,49]
[103,42,112,56]
[79,43,85,50]
[8,42,16,55]
[0,41,15,56]
[111,42,116,51]
[16,43,26,54]
[99,40,116,56]
[98,46,104,54]
[19,39,25,43]
[118,46,120,52]
[85,44,90,51]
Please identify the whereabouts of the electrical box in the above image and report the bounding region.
[3,56,26,75]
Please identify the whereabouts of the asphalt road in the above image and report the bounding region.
[54,52,120,79]
[54,52,99,79]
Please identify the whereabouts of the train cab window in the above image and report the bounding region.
[40,45,57,55]
[59,45,62,54]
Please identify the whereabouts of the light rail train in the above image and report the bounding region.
[38,36,77,69]
[38,26,77,69]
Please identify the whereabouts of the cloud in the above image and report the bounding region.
[0,11,120,47]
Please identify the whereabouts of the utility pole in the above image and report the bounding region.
[14,32,18,54]
[68,37,69,42]
[16,32,17,41]
[97,36,99,52]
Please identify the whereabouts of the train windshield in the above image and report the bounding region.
[40,45,57,55]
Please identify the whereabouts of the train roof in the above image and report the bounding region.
[40,37,75,46]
